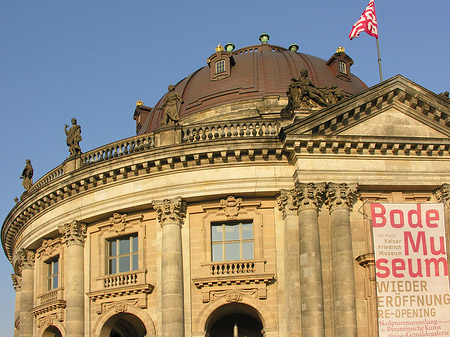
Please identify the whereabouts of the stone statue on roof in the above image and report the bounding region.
[65,118,82,156]
[160,85,183,126]
[282,69,347,114]
[20,159,33,191]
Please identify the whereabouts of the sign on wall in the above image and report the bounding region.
[370,203,450,336]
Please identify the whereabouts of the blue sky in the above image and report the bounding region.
[1,1,449,334]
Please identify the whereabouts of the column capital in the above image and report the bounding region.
[326,182,358,211]
[294,182,326,211]
[11,273,22,291]
[59,220,86,246]
[153,197,187,227]
[16,249,35,272]
[434,184,450,208]
[277,189,298,218]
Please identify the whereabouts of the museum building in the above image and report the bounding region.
[3,34,450,337]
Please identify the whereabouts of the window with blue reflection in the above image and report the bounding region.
[46,257,59,291]
[108,234,138,274]
[211,222,254,261]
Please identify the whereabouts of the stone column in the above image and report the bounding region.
[153,197,187,337]
[326,183,358,337]
[277,189,301,336]
[295,183,326,337]
[11,273,22,337]
[59,220,86,337]
[434,184,450,271]
[17,249,35,337]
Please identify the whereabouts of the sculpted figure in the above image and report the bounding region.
[327,85,346,104]
[298,68,328,107]
[160,85,183,126]
[20,159,33,191]
[287,78,303,109]
[65,118,82,156]
[438,91,449,101]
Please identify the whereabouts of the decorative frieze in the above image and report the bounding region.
[206,288,262,303]
[58,220,86,246]
[153,197,186,226]
[325,183,358,211]
[36,238,61,259]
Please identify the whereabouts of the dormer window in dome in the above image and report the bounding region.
[326,47,354,82]
[207,44,236,81]
[215,60,226,74]
[338,61,347,74]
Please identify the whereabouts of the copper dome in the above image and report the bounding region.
[138,43,367,134]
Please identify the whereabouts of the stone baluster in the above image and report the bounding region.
[17,249,35,337]
[153,197,187,337]
[434,184,450,271]
[11,273,22,337]
[326,183,358,337]
[295,182,326,337]
[59,221,86,337]
[277,189,301,336]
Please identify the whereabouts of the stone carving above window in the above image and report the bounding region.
[220,196,242,220]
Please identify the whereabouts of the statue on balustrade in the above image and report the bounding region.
[20,159,33,191]
[160,84,183,126]
[65,118,82,156]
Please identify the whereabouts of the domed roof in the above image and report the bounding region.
[139,42,367,134]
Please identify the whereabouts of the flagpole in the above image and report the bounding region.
[376,38,383,82]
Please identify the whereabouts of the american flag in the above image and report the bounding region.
[349,0,378,40]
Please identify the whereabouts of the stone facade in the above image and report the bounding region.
[2,41,450,337]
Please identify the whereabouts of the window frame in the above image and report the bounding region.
[338,60,347,74]
[215,60,226,74]
[211,221,254,262]
[107,234,139,275]
[45,256,60,291]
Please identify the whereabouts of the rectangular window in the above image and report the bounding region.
[211,222,254,261]
[215,60,226,74]
[46,257,59,291]
[108,234,138,274]
[338,61,347,74]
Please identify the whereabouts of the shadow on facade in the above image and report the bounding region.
[99,312,146,337]
[206,303,264,337]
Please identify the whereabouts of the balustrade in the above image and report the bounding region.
[182,121,279,143]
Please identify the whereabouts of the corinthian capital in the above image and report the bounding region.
[16,248,35,271]
[325,183,358,211]
[59,220,87,246]
[277,189,298,218]
[11,273,22,291]
[434,184,450,208]
[153,197,187,226]
[293,182,326,211]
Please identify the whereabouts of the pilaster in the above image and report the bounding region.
[434,183,450,271]
[17,249,35,337]
[11,274,22,337]
[277,189,301,336]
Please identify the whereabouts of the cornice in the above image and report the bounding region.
[2,135,285,262]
